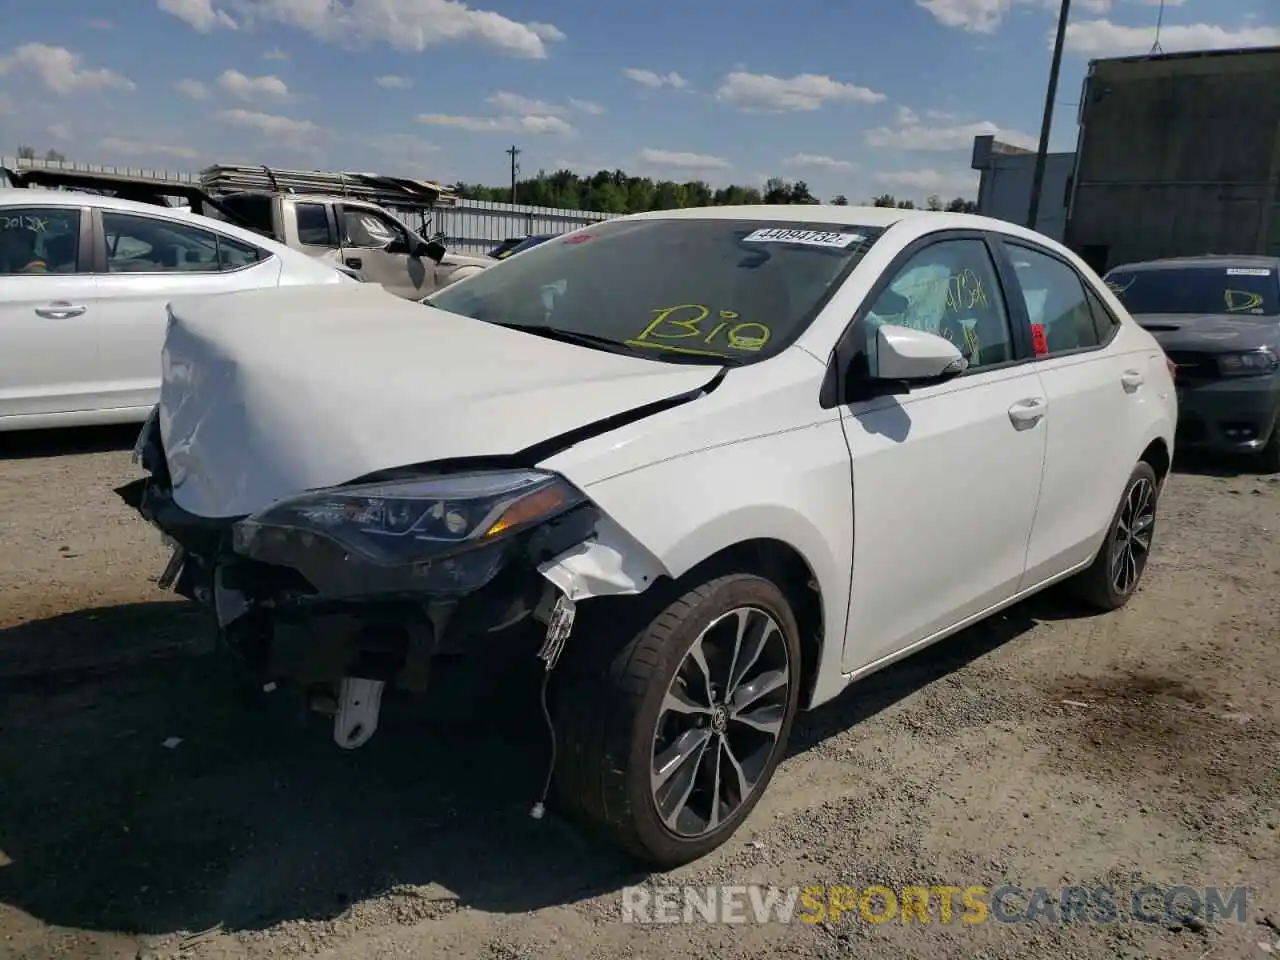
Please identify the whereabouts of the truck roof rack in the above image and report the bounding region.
[199,163,458,208]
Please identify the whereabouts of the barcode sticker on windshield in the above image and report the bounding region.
[742,228,864,248]
[1226,267,1271,276]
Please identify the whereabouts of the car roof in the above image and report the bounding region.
[1108,254,1280,273]
[0,187,302,259]
[610,203,1066,244]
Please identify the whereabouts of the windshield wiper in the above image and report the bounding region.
[485,322,638,353]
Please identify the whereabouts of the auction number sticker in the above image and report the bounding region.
[1226,268,1271,276]
[741,228,864,248]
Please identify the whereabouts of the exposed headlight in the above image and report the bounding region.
[230,470,588,596]
[235,469,584,564]
[1217,348,1279,377]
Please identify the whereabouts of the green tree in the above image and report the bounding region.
[926,194,943,211]
[831,194,849,205]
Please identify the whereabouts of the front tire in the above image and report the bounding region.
[1068,460,1160,611]
[551,573,802,867]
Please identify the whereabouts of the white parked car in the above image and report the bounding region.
[120,206,1176,866]
[0,188,353,431]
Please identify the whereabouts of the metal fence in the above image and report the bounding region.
[422,199,613,254]
[0,156,614,254]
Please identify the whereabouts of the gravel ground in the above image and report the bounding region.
[0,425,1277,960]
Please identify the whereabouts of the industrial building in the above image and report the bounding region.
[974,45,1280,273]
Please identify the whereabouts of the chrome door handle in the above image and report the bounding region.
[1008,397,1047,429]
[1121,370,1144,391]
[34,302,86,319]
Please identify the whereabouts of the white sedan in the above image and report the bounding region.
[0,187,352,431]
[120,206,1176,866]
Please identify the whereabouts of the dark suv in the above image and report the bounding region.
[1104,255,1280,471]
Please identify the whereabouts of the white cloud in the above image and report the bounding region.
[875,168,980,195]
[867,118,1036,151]
[0,93,13,117]
[375,74,413,88]
[176,78,209,99]
[623,68,688,89]
[417,113,574,135]
[217,69,290,100]
[158,0,236,31]
[100,137,198,159]
[263,47,289,60]
[915,0,1013,33]
[214,108,322,139]
[487,91,566,115]
[231,0,564,59]
[0,43,135,94]
[47,123,72,141]
[715,71,885,111]
[637,148,730,171]
[784,153,855,170]
[569,98,605,115]
[897,106,920,125]
[1063,19,1280,56]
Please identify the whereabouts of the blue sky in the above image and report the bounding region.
[1,0,1276,203]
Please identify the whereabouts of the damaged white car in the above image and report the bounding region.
[118,206,1177,866]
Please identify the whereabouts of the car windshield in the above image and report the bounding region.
[1105,265,1279,317]
[427,217,884,364]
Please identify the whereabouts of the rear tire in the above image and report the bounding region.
[551,573,802,867]
[1069,461,1160,611]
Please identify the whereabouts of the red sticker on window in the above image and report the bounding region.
[563,233,593,244]
[1030,323,1048,356]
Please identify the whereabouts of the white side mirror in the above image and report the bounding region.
[873,324,968,381]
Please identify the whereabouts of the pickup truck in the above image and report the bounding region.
[1,164,494,299]
[212,192,495,298]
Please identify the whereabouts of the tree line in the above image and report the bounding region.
[9,146,979,215]
[14,145,67,162]
[449,168,979,214]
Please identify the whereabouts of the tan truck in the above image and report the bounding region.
[2,162,494,299]
[213,191,494,298]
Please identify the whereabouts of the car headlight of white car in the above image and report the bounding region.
[230,469,590,597]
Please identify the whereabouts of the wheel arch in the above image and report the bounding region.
[669,538,826,709]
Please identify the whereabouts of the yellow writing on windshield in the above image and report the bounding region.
[626,304,773,358]
[1225,289,1264,313]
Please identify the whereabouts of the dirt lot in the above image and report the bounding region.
[0,425,1277,960]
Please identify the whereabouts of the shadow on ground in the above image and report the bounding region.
[0,591,1085,936]
[1171,449,1277,478]
[0,423,141,461]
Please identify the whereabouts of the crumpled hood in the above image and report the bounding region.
[158,284,719,518]
[1134,313,1280,353]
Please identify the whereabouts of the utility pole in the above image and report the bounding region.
[505,144,521,204]
[1027,0,1071,231]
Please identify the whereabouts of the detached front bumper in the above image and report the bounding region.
[1174,374,1280,455]
[116,411,602,696]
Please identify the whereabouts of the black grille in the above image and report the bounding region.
[1165,350,1220,380]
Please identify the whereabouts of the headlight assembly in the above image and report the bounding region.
[1217,348,1279,377]
[230,469,589,597]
